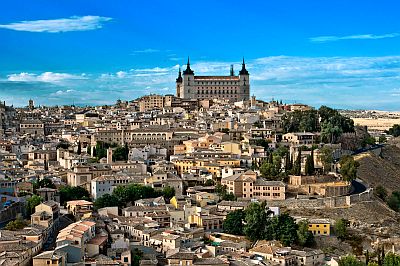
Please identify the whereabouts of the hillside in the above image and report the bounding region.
[355,145,400,194]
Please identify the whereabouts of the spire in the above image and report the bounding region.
[230,64,234,76]
[176,67,183,83]
[239,57,249,75]
[183,56,194,75]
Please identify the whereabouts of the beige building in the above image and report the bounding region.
[138,94,165,112]
[33,250,67,266]
[20,119,45,136]
[282,132,316,145]
[176,58,250,102]
[221,170,286,200]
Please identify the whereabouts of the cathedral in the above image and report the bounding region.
[176,58,250,101]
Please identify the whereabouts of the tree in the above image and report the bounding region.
[244,202,274,241]
[26,195,42,216]
[374,185,388,201]
[297,220,315,247]
[335,218,349,240]
[215,184,237,201]
[285,152,292,173]
[378,136,387,144]
[223,209,245,235]
[260,155,283,179]
[388,124,400,137]
[271,213,298,246]
[59,186,90,205]
[35,178,56,190]
[77,141,81,155]
[113,145,129,161]
[132,248,143,266]
[253,139,271,150]
[292,149,302,175]
[383,253,400,266]
[319,146,333,173]
[94,193,120,210]
[338,255,364,266]
[204,179,215,186]
[304,149,315,176]
[5,215,28,231]
[339,155,360,182]
[387,191,400,212]
[162,186,175,203]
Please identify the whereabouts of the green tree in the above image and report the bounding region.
[304,149,315,176]
[253,139,271,150]
[215,184,237,201]
[297,220,315,247]
[378,136,387,144]
[113,145,129,161]
[374,185,388,201]
[77,141,81,155]
[223,209,245,235]
[387,191,400,212]
[260,155,282,179]
[162,186,175,203]
[204,179,215,186]
[132,248,143,266]
[94,193,120,210]
[5,215,28,231]
[26,195,42,216]
[35,178,56,190]
[338,255,364,266]
[244,202,274,241]
[284,152,293,173]
[335,218,349,240]
[292,149,302,175]
[383,253,400,266]
[319,146,333,173]
[59,186,90,205]
[388,124,400,137]
[271,213,298,246]
[339,155,360,182]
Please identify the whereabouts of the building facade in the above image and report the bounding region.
[176,58,250,101]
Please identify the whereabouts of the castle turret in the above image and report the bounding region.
[176,67,183,98]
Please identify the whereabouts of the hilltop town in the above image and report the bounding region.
[0,61,399,266]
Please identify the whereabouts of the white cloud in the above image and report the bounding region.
[116,71,127,78]
[0,16,112,33]
[310,33,400,43]
[7,72,86,82]
[4,56,400,110]
[131,48,160,54]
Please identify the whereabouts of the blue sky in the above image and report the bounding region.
[0,0,400,110]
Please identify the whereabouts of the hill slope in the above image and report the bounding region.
[355,145,400,194]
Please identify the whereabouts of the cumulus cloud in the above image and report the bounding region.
[7,72,86,82]
[310,33,400,43]
[0,16,112,33]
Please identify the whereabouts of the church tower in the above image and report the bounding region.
[181,57,195,99]
[239,58,250,101]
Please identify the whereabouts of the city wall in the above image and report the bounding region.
[266,189,373,209]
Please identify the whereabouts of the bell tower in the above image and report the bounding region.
[239,57,250,101]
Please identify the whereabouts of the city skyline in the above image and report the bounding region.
[1,0,400,110]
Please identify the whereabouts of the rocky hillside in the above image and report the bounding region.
[355,145,400,194]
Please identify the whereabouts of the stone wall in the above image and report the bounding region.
[266,189,372,209]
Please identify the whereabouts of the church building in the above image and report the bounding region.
[176,58,250,101]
